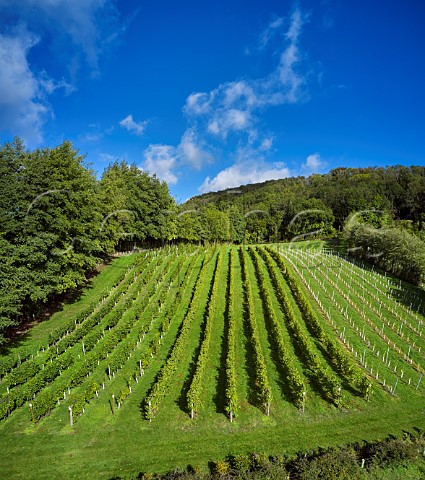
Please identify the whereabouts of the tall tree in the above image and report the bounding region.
[99,161,176,250]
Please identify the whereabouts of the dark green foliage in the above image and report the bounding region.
[183,166,425,243]
[344,221,425,285]
[120,434,425,479]
[0,140,175,344]
[99,161,177,251]
[293,448,363,480]
[362,436,420,468]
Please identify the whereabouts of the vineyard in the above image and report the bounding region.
[1,243,424,478]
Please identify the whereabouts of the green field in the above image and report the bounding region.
[1,243,424,479]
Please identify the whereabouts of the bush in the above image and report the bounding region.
[230,453,252,473]
[291,447,364,480]
[214,460,230,476]
[368,438,419,467]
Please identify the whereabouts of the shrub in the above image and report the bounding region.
[214,460,230,476]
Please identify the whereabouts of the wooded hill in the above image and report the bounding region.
[181,165,425,243]
[1,137,424,343]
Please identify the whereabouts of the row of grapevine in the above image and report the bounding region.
[338,251,425,316]
[225,248,238,422]
[289,248,423,376]
[315,251,425,354]
[65,249,202,423]
[0,251,156,386]
[0,249,179,420]
[266,247,372,398]
[143,248,217,421]
[0,266,150,412]
[0,255,140,380]
[253,247,340,405]
[239,248,272,415]
[284,248,423,395]
[186,250,222,418]
[248,248,308,408]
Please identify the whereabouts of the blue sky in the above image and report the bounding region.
[0,1,424,202]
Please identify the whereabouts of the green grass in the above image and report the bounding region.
[0,244,424,479]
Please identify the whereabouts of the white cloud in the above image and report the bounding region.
[143,144,178,185]
[200,160,290,193]
[0,0,121,76]
[0,29,49,144]
[184,92,213,115]
[98,153,117,163]
[141,6,311,190]
[179,128,212,170]
[302,153,326,173]
[119,115,148,136]
[141,129,212,185]
[285,8,303,42]
[259,16,284,49]
[184,8,308,142]
[0,0,124,143]
[260,137,274,151]
[207,108,253,138]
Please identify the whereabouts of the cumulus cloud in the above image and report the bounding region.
[302,153,326,173]
[200,160,290,193]
[179,128,212,170]
[0,29,50,144]
[141,129,212,184]
[145,6,312,189]
[119,115,148,136]
[143,145,178,185]
[0,0,124,143]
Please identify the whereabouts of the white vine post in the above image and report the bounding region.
[392,378,399,396]
[302,391,306,414]
[68,406,73,426]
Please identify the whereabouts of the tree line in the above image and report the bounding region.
[1,138,425,342]
[0,139,175,343]
[181,165,425,243]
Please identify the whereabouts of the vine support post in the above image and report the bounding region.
[68,406,73,427]
[392,378,398,396]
